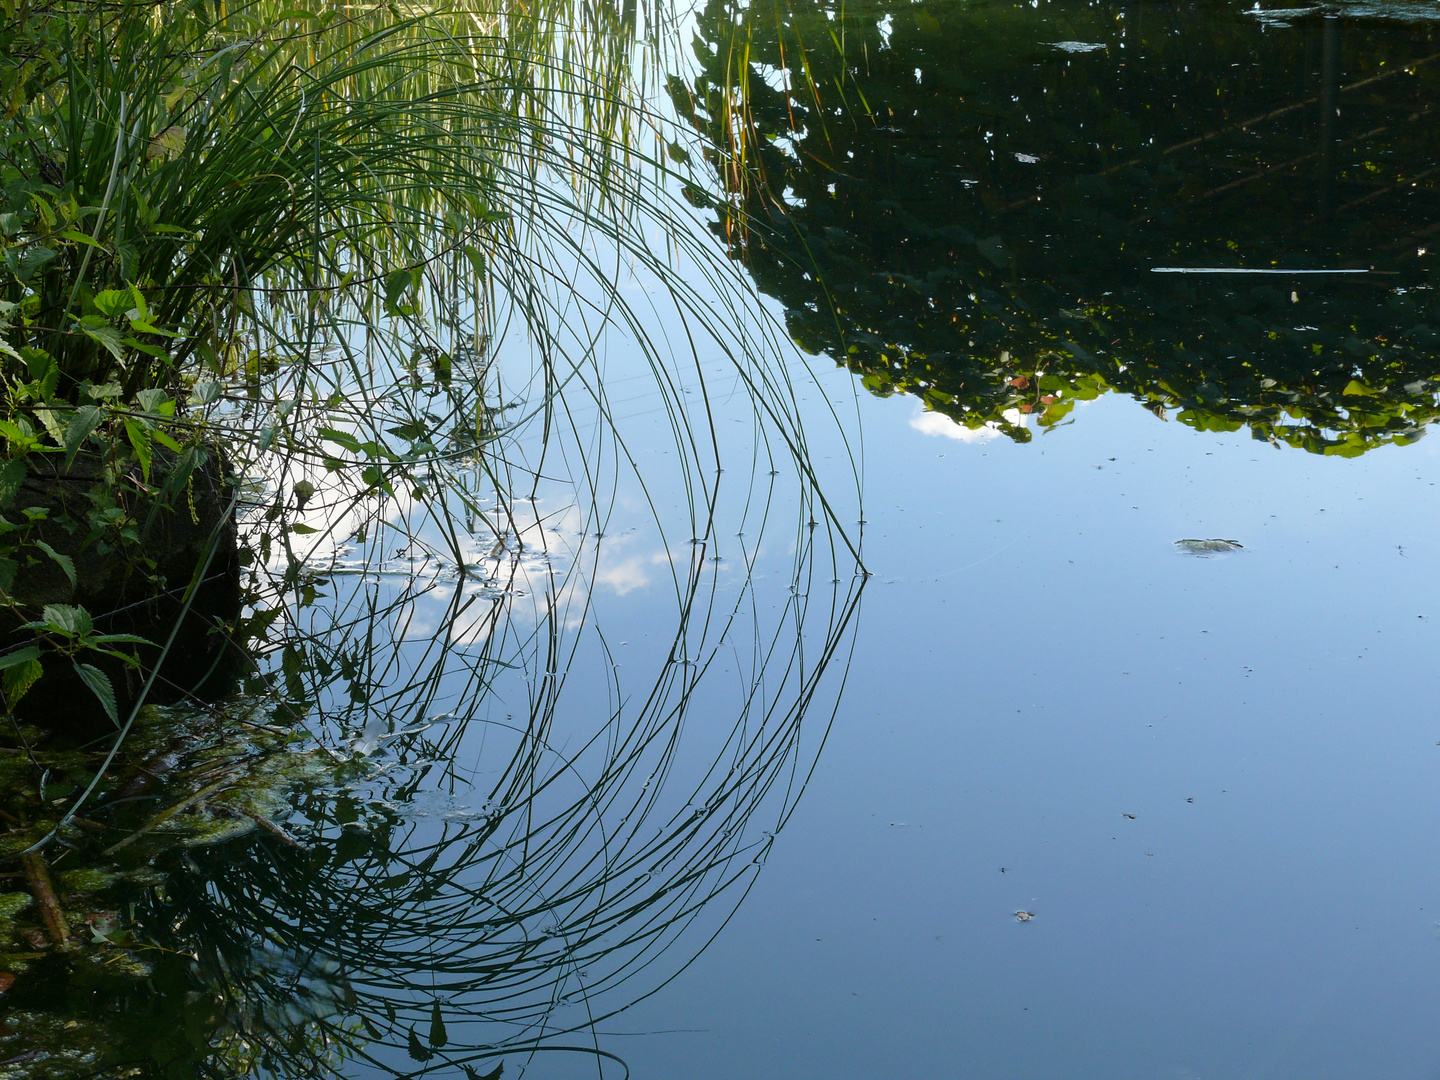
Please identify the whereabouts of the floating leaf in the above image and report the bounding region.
[1173,538,1243,556]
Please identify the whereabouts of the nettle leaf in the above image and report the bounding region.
[125,419,153,483]
[318,427,362,454]
[4,244,56,284]
[383,268,415,315]
[188,380,222,407]
[2,657,43,706]
[462,1064,503,1080]
[39,603,92,637]
[25,351,59,400]
[406,1027,433,1063]
[32,540,75,588]
[64,405,104,467]
[0,645,42,671]
[82,323,127,361]
[73,662,118,724]
[91,289,134,318]
[429,1000,447,1049]
[91,632,154,647]
[0,459,26,505]
[34,407,68,444]
[135,389,170,413]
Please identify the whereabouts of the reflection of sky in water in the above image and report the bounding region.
[612,363,1440,1079]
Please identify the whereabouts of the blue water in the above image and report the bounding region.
[609,384,1440,1079]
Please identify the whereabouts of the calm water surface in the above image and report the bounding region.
[610,0,1440,1077]
[6,1,1440,1076]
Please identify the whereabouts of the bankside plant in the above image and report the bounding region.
[0,0,671,718]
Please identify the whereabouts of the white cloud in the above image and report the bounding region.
[910,408,1002,443]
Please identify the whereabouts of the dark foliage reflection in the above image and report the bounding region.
[676,0,1440,453]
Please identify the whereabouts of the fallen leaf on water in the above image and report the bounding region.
[1015,910,1034,922]
[1174,538,1243,556]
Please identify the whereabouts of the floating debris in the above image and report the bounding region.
[1047,40,1106,52]
[1014,910,1035,922]
[1174,538,1244,556]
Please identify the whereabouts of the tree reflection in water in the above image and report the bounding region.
[675,0,1440,454]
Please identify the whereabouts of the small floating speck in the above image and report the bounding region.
[1014,910,1035,922]
[1047,40,1106,53]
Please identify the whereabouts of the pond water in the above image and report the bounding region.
[608,0,1440,1075]
[4,0,1440,1077]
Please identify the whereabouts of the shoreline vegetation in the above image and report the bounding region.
[0,1,863,1075]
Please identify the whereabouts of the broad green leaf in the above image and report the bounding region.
[91,289,134,318]
[0,459,26,505]
[64,405,104,466]
[135,389,170,413]
[188,381,222,406]
[32,540,75,588]
[2,657,43,706]
[4,244,56,284]
[91,632,155,647]
[319,427,362,454]
[24,351,59,400]
[73,662,118,724]
[57,230,106,249]
[125,419,153,483]
[0,646,42,670]
[34,408,67,445]
[145,125,187,161]
[384,268,414,311]
[289,523,319,535]
[82,324,126,361]
[40,603,91,637]
[128,318,179,338]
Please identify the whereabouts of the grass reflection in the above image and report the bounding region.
[0,0,864,1073]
